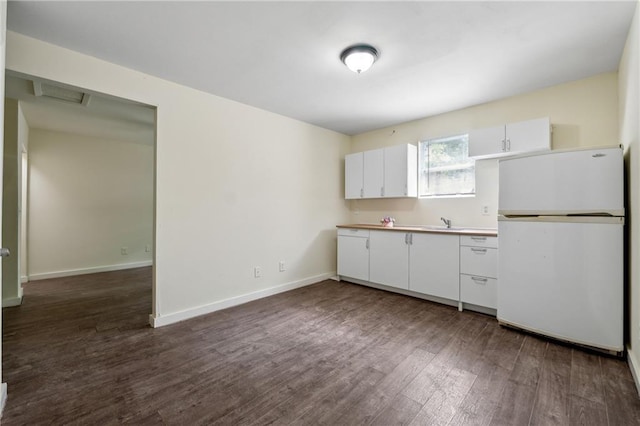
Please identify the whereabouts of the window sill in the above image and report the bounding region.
[419,193,476,200]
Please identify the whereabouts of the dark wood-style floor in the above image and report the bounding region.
[2,268,640,425]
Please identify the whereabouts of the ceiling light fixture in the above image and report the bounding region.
[340,44,379,74]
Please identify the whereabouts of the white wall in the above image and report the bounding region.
[620,1,640,391]
[27,129,154,279]
[5,32,351,325]
[350,72,619,228]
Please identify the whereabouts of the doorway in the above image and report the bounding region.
[3,71,157,318]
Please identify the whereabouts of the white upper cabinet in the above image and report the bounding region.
[344,144,417,199]
[384,144,418,198]
[468,125,505,159]
[345,153,364,199]
[363,149,384,198]
[469,117,551,160]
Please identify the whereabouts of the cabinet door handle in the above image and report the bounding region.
[405,233,409,245]
[409,233,413,245]
[471,276,488,284]
[501,139,506,152]
[366,239,369,249]
[471,248,487,254]
[506,138,511,151]
[360,188,363,198]
[470,236,486,242]
[381,187,384,197]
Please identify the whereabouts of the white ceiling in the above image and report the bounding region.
[5,1,637,136]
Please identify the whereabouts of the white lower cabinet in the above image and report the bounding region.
[337,229,370,281]
[369,230,459,298]
[460,236,498,309]
[369,231,409,289]
[337,228,497,314]
[409,233,460,300]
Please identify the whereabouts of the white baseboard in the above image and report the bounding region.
[20,275,28,284]
[628,345,640,396]
[2,296,22,308]
[28,261,153,281]
[149,272,334,328]
[0,383,7,418]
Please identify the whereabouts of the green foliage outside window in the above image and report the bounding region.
[419,134,475,197]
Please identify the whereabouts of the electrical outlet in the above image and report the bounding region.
[279,261,286,272]
[482,205,490,216]
[121,247,128,255]
[254,266,262,278]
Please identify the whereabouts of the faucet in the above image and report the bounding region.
[440,217,451,229]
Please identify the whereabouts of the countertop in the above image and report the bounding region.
[337,223,498,237]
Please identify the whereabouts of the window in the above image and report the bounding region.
[419,134,475,197]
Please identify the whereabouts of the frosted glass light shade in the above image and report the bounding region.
[340,45,379,74]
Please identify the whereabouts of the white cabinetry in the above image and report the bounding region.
[369,231,409,289]
[363,149,384,198]
[383,144,418,198]
[469,117,550,160]
[409,233,459,300]
[459,236,498,309]
[369,230,459,298]
[337,228,497,314]
[344,153,364,199]
[344,144,417,199]
[337,228,370,281]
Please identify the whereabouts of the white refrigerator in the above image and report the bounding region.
[497,146,624,354]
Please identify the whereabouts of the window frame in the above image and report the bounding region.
[418,133,476,198]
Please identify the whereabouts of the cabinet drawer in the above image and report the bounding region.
[460,235,497,248]
[337,228,370,237]
[460,246,497,278]
[460,274,497,309]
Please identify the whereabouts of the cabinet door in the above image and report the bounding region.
[506,117,550,155]
[369,231,409,289]
[460,235,498,249]
[468,124,505,159]
[363,149,384,198]
[460,246,497,278]
[383,144,418,198]
[460,275,497,309]
[409,233,460,300]
[344,153,363,199]
[337,235,369,281]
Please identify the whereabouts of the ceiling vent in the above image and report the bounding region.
[33,81,91,106]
